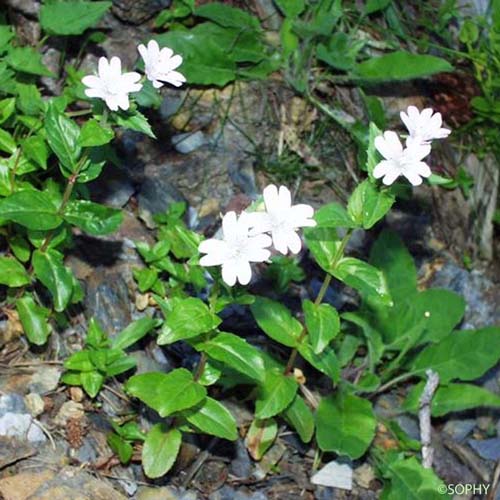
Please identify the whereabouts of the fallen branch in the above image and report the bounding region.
[418,369,439,468]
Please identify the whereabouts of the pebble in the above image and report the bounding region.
[311,460,353,490]
[28,366,61,394]
[172,131,207,154]
[24,393,45,417]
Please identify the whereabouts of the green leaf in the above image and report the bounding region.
[304,227,342,274]
[0,256,30,287]
[23,136,49,170]
[184,397,238,440]
[16,84,44,116]
[298,342,340,381]
[32,249,74,312]
[347,180,395,229]
[366,121,382,178]
[255,370,298,418]
[404,383,500,417]
[0,190,62,230]
[125,369,206,417]
[369,230,416,301]
[303,300,340,354]
[0,129,16,154]
[63,200,123,236]
[196,331,265,382]
[316,391,376,459]
[78,119,114,147]
[155,27,236,86]
[105,354,137,377]
[412,289,465,345]
[250,296,303,347]
[81,370,105,397]
[195,2,260,29]
[0,26,14,54]
[45,102,81,173]
[112,317,157,350]
[7,47,53,77]
[142,425,181,479]
[0,98,15,124]
[314,202,356,228]
[411,327,500,383]
[16,296,52,345]
[274,0,305,17]
[64,351,94,372]
[158,297,221,345]
[353,51,453,82]
[114,110,155,138]
[107,433,133,464]
[381,456,449,499]
[85,317,108,349]
[245,418,277,460]
[364,0,391,15]
[333,257,391,304]
[283,395,314,443]
[316,32,363,71]
[9,235,31,263]
[40,0,112,35]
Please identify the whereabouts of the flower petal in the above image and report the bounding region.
[160,70,186,87]
[82,75,102,88]
[286,231,302,254]
[278,185,292,209]
[373,160,396,179]
[98,57,109,78]
[382,169,401,186]
[222,211,238,238]
[236,261,252,285]
[109,56,122,76]
[375,131,402,160]
[403,171,423,186]
[221,261,238,286]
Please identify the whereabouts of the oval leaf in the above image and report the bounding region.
[142,425,181,479]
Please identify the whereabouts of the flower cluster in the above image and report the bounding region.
[82,40,185,112]
[373,106,451,186]
[199,185,316,286]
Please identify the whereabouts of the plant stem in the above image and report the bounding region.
[371,370,423,398]
[100,107,109,127]
[284,229,353,375]
[193,352,207,382]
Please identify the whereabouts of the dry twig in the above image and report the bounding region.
[418,369,439,468]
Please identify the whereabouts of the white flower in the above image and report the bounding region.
[138,40,186,89]
[374,131,432,186]
[400,106,451,146]
[249,185,316,255]
[82,56,142,111]
[199,211,272,287]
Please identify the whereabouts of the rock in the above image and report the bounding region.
[229,439,253,479]
[354,464,376,489]
[26,466,126,499]
[443,419,476,442]
[54,401,84,427]
[41,47,62,95]
[468,438,500,461]
[0,412,46,442]
[5,0,40,16]
[209,486,266,500]
[0,393,26,416]
[311,460,353,490]
[85,269,133,336]
[0,436,34,468]
[90,167,135,208]
[112,0,171,24]
[24,393,45,417]
[160,95,184,121]
[137,486,198,500]
[431,262,500,329]
[0,470,55,500]
[172,131,207,154]
[28,366,61,394]
[137,172,185,227]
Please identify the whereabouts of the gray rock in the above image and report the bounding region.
[209,486,267,500]
[41,47,62,95]
[28,366,61,394]
[0,413,46,443]
[172,131,207,154]
[0,394,26,416]
[5,0,40,15]
[227,160,257,198]
[229,439,253,479]
[137,486,198,500]
[468,438,500,461]
[90,168,135,208]
[112,0,171,24]
[431,262,500,330]
[443,419,476,442]
[160,96,184,121]
[138,173,185,227]
[85,270,133,336]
